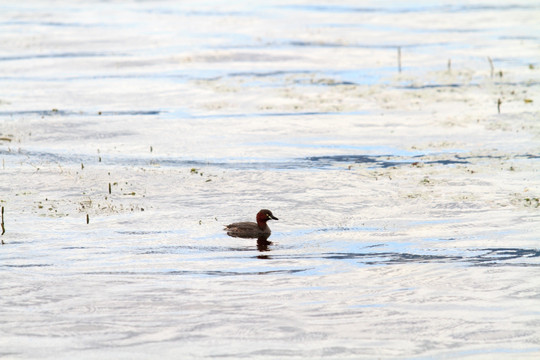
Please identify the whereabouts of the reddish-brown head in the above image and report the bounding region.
[256,209,278,229]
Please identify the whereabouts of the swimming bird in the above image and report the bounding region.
[224,209,278,239]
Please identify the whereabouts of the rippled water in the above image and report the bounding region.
[1,1,540,359]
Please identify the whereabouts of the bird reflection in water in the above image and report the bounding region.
[257,236,272,255]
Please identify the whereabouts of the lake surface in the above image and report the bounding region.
[1,1,539,359]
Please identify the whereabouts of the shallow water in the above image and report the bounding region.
[1,1,540,359]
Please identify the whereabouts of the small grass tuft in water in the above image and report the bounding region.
[421,176,432,185]
[1,206,5,236]
[488,56,494,77]
[397,46,402,73]
[524,198,540,208]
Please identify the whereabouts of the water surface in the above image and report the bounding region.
[1,1,540,359]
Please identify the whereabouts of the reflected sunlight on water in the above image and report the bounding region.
[1,0,540,359]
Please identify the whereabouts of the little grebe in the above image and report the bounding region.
[224,209,278,239]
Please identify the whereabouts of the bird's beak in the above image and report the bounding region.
[269,214,278,220]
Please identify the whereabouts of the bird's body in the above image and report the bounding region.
[225,221,271,238]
